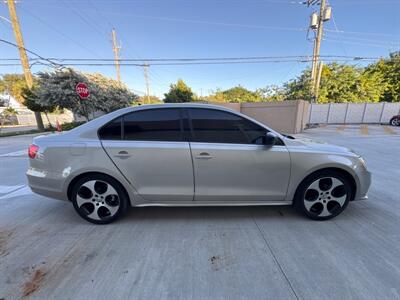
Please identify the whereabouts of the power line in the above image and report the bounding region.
[7,54,382,62]
[17,1,400,39]
[324,33,400,45]
[28,0,303,5]
[27,0,400,5]
[323,38,400,48]
[86,0,173,93]
[0,54,389,64]
[60,0,108,39]
[0,58,381,67]
[1,37,394,69]
[324,28,400,38]
[0,38,62,68]
[326,0,348,56]
[18,6,102,58]
[51,10,307,33]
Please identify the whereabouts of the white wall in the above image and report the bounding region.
[0,93,24,108]
[0,107,75,126]
[308,102,400,124]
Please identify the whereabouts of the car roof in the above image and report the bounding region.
[131,102,236,111]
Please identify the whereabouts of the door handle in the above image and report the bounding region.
[195,152,214,159]
[114,151,131,159]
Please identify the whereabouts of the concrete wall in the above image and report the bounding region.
[211,100,309,134]
[308,102,400,124]
[0,107,75,126]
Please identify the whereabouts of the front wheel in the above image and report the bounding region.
[294,170,352,221]
[71,174,128,224]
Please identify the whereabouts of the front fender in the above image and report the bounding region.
[286,151,361,201]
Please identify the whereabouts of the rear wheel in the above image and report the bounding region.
[294,170,352,220]
[71,174,128,224]
[390,117,399,126]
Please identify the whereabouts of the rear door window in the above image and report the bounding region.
[123,109,183,142]
[98,117,122,140]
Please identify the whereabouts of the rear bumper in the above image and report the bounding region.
[26,167,67,201]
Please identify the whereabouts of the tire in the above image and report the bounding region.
[294,170,352,221]
[390,117,399,126]
[71,174,128,224]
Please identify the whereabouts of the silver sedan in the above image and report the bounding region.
[27,104,371,224]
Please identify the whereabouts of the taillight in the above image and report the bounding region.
[28,144,39,159]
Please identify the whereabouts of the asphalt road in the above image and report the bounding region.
[0,125,399,300]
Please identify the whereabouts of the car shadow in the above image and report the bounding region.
[122,205,299,223]
[58,199,368,225]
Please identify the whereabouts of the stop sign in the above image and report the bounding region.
[76,82,90,99]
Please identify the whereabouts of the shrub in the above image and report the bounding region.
[61,121,85,131]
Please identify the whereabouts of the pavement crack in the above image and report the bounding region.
[252,216,300,300]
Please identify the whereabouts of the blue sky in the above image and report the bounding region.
[1,0,399,97]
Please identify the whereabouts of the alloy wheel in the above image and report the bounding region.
[303,177,347,218]
[76,180,120,221]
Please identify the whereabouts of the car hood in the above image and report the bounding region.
[286,137,358,156]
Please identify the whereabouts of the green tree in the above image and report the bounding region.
[282,69,313,101]
[2,107,18,117]
[138,95,162,104]
[364,52,400,102]
[0,107,18,127]
[37,69,94,121]
[85,72,138,112]
[281,62,388,103]
[21,86,56,127]
[164,79,194,103]
[0,74,28,104]
[258,85,286,102]
[208,85,263,102]
[317,63,382,103]
[36,68,137,121]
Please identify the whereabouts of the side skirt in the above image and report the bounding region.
[133,201,293,207]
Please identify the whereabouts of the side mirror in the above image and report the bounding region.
[264,132,278,146]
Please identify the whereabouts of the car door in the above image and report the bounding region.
[187,108,290,202]
[100,108,194,202]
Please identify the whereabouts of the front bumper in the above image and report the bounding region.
[354,169,371,201]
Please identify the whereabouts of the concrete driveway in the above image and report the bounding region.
[0,125,399,299]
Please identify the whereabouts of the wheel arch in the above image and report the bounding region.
[390,116,400,126]
[67,171,131,204]
[294,167,357,201]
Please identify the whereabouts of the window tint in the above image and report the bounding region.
[124,109,183,141]
[188,108,267,144]
[98,117,122,140]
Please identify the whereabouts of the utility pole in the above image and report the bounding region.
[314,61,323,100]
[312,0,326,91]
[307,0,331,102]
[111,28,121,82]
[7,0,44,131]
[310,39,317,84]
[143,63,151,104]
